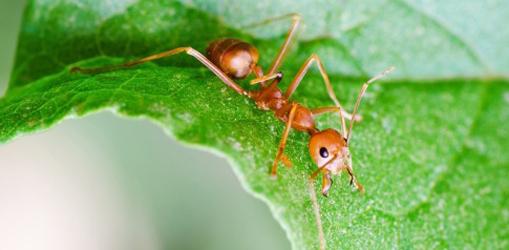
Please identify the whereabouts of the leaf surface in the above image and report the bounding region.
[2,0,509,248]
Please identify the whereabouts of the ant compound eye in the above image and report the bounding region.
[319,147,329,158]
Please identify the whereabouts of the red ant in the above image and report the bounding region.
[72,14,394,197]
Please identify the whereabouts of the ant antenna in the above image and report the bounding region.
[346,66,395,145]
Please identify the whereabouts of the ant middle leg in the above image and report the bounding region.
[271,104,298,178]
[71,47,248,96]
[284,54,353,136]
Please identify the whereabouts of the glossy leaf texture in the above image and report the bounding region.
[2,0,509,249]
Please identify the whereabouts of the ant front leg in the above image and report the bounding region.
[71,47,248,96]
[346,165,365,193]
[285,54,354,137]
[309,165,333,197]
[271,104,298,178]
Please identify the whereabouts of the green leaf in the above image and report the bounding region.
[2,0,509,249]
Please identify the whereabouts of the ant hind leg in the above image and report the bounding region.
[247,13,301,85]
[71,47,247,96]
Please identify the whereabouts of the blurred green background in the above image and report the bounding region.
[0,1,290,249]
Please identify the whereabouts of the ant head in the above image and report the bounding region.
[308,129,350,175]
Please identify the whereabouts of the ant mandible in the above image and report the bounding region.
[72,14,394,197]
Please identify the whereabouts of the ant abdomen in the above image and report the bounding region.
[206,38,259,79]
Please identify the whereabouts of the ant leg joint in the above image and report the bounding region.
[309,53,321,62]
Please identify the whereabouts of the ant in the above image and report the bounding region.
[72,14,394,197]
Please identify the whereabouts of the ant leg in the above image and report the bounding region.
[271,104,298,178]
[249,72,283,86]
[309,167,332,197]
[280,154,293,168]
[311,106,362,122]
[266,13,301,75]
[285,54,350,136]
[321,173,333,197]
[71,47,248,96]
[248,13,301,83]
[346,166,365,193]
[250,72,283,85]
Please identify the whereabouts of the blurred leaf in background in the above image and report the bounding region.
[1,0,509,249]
[0,1,24,93]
